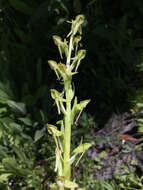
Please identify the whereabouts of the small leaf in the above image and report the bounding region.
[71,97,78,124]
[47,124,62,136]
[77,99,91,111]
[73,142,93,154]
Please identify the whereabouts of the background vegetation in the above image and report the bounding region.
[0,0,143,189]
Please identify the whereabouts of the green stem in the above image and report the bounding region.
[63,33,73,182]
[63,81,72,181]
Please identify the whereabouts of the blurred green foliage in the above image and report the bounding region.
[0,0,143,121]
[0,0,143,188]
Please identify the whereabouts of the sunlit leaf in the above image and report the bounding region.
[77,99,91,111]
[73,142,93,154]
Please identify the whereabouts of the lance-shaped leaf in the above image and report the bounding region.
[71,50,86,71]
[77,99,90,111]
[47,124,62,137]
[71,99,90,124]
[53,35,68,58]
[73,142,94,154]
[71,15,85,36]
[71,96,78,124]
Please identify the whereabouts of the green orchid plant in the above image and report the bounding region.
[47,15,93,190]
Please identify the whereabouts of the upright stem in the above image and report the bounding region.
[63,33,73,181]
[63,80,72,181]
